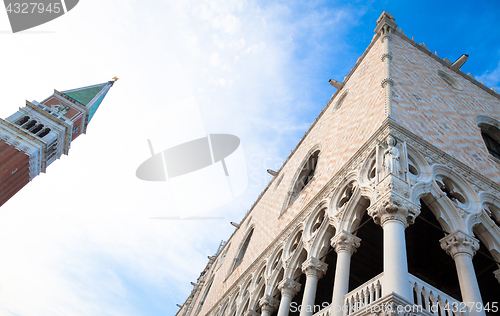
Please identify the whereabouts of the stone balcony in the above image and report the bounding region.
[312,273,468,316]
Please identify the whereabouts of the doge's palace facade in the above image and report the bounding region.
[177,12,500,316]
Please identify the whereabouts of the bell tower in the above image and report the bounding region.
[0,80,115,206]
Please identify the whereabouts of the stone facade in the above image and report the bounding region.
[178,12,500,316]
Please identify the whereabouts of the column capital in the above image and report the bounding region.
[278,278,301,298]
[368,189,420,228]
[330,231,361,255]
[440,230,480,259]
[301,257,328,279]
[259,295,279,313]
[244,309,261,316]
[493,269,500,284]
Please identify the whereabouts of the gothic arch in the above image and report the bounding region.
[281,144,322,214]
[414,164,483,234]
[266,245,284,278]
[328,172,360,222]
[470,192,500,263]
[307,209,335,259]
[405,144,433,184]
[303,200,329,241]
[283,224,304,260]
[237,276,253,304]
[476,116,500,160]
[249,266,267,312]
[266,247,285,296]
[285,247,307,280]
[266,267,284,297]
[228,225,255,277]
[332,178,373,233]
[471,212,500,264]
[251,261,267,291]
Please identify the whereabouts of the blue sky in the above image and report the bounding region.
[0,1,499,316]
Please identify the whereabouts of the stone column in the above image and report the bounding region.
[330,231,361,316]
[440,231,485,316]
[276,278,301,316]
[299,257,328,316]
[259,295,279,316]
[245,310,261,316]
[368,195,418,301]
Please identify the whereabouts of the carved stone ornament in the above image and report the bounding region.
[383,136,401,176]
[440,230,480,259]
[301,257,328,279]
[330,230,361,255]
[278,278,301,298]
[245,309,261,316]
[258,295,279,313]
[368,191,420,228]
[494,269,500,285]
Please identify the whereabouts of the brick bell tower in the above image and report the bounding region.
[0,79,115,206]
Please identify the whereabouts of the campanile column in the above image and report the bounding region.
[299,257,328,316]
[440,230,485,316]
[330,231,361,316]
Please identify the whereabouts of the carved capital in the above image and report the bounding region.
[278,278,301,298]
[368,191,420,228]
[301,257,328,279]
[330,230,361,255]
[259,295,279,313]
[494,269,500,284]
[440,230,480,259]
[245,309,260,316]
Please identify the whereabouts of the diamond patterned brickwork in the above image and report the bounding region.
[196,35,388,315]
[390,34,500,182]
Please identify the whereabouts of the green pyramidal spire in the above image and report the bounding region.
[62,80,115,123]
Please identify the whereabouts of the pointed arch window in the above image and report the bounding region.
[194,276,214,315]
[477,117,500,161]
[290,150,320,202]
[229,228,254,274]
[481,132,500,160]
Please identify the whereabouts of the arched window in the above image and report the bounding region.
[194,276,214,315]
[38,128,51,138]
[216,245,230,270]
[481,132,500,159]
[31,124,44,134]
[477,117,500,161]
[291,150,320,202]
[16,116,30,126]
[23,120,37,130]
[230,228,254,273]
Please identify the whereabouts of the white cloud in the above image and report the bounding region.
[476,60,500,90]
[0,0,357,315]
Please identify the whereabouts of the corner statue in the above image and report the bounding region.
[383,136,401,176]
